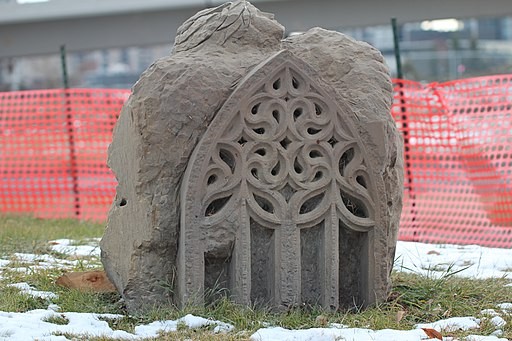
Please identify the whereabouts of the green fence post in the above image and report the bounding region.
[61,45,80,218]
[391,18,417,235]
[391,18,403,80]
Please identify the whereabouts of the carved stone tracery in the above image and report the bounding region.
[179,50,380,308]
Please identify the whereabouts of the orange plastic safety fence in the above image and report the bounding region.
[0,77,511,248]
[0,89,129,221]
[393,75,512,248]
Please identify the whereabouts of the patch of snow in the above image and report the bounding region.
[489,316,506,328]
[133,320,178,338]
[0,309,232,341]
[179,313,233,332]
[47,304,61,312]
[415,316,480,332]
[7,282,58,300]
[13,253,57,263]
[394,242,512,279]
[0,252,92,272]
[480,309,499,316]
[0,309,130,340]
[250,326,432,341]
[133,314,233,337]
[496,303,512,313]
[491,329,504,337]
[49,239,100,257]
[465,335,508,341]
[329,322,348,329]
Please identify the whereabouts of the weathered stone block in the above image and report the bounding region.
[100,0,403,313]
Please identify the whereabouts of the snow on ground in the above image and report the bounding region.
[0,239,510,341]
[395,242,512,279]
[7,282,58,300]
[49,238,101,257]
[0,310,232,340]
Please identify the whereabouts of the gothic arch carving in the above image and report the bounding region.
[178,50,381,308]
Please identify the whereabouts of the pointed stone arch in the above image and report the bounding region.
[178,50,383,309]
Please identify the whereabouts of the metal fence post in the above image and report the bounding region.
[61,45,80,218]
[392,18,417,235]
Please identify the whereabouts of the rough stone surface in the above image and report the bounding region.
[100,0,403,313]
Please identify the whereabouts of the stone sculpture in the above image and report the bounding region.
[101,0,403,313]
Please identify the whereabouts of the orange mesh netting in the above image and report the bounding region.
[0,76,511,247]
[0,89,129,221]
[393,76,512,248]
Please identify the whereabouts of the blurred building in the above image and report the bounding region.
[1,0,512,90]
[0,44,170,91]
[342,16,512,82]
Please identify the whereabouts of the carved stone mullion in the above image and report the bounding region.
[323,201,340,309]
[275,219,301,308]
[360,228,374,305]
[177,215,205,306]
[178,141,210,306]
[231,198,251,305]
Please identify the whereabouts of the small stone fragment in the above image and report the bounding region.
[56,271,117,293]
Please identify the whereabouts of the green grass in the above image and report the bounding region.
[0,214,104,256]
[42,314,70,325]
[0,214,510,340]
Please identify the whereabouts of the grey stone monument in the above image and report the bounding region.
[101,0,403,313]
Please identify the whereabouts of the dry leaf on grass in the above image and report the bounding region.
[421,327,443,340]
[396,310,406,323]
